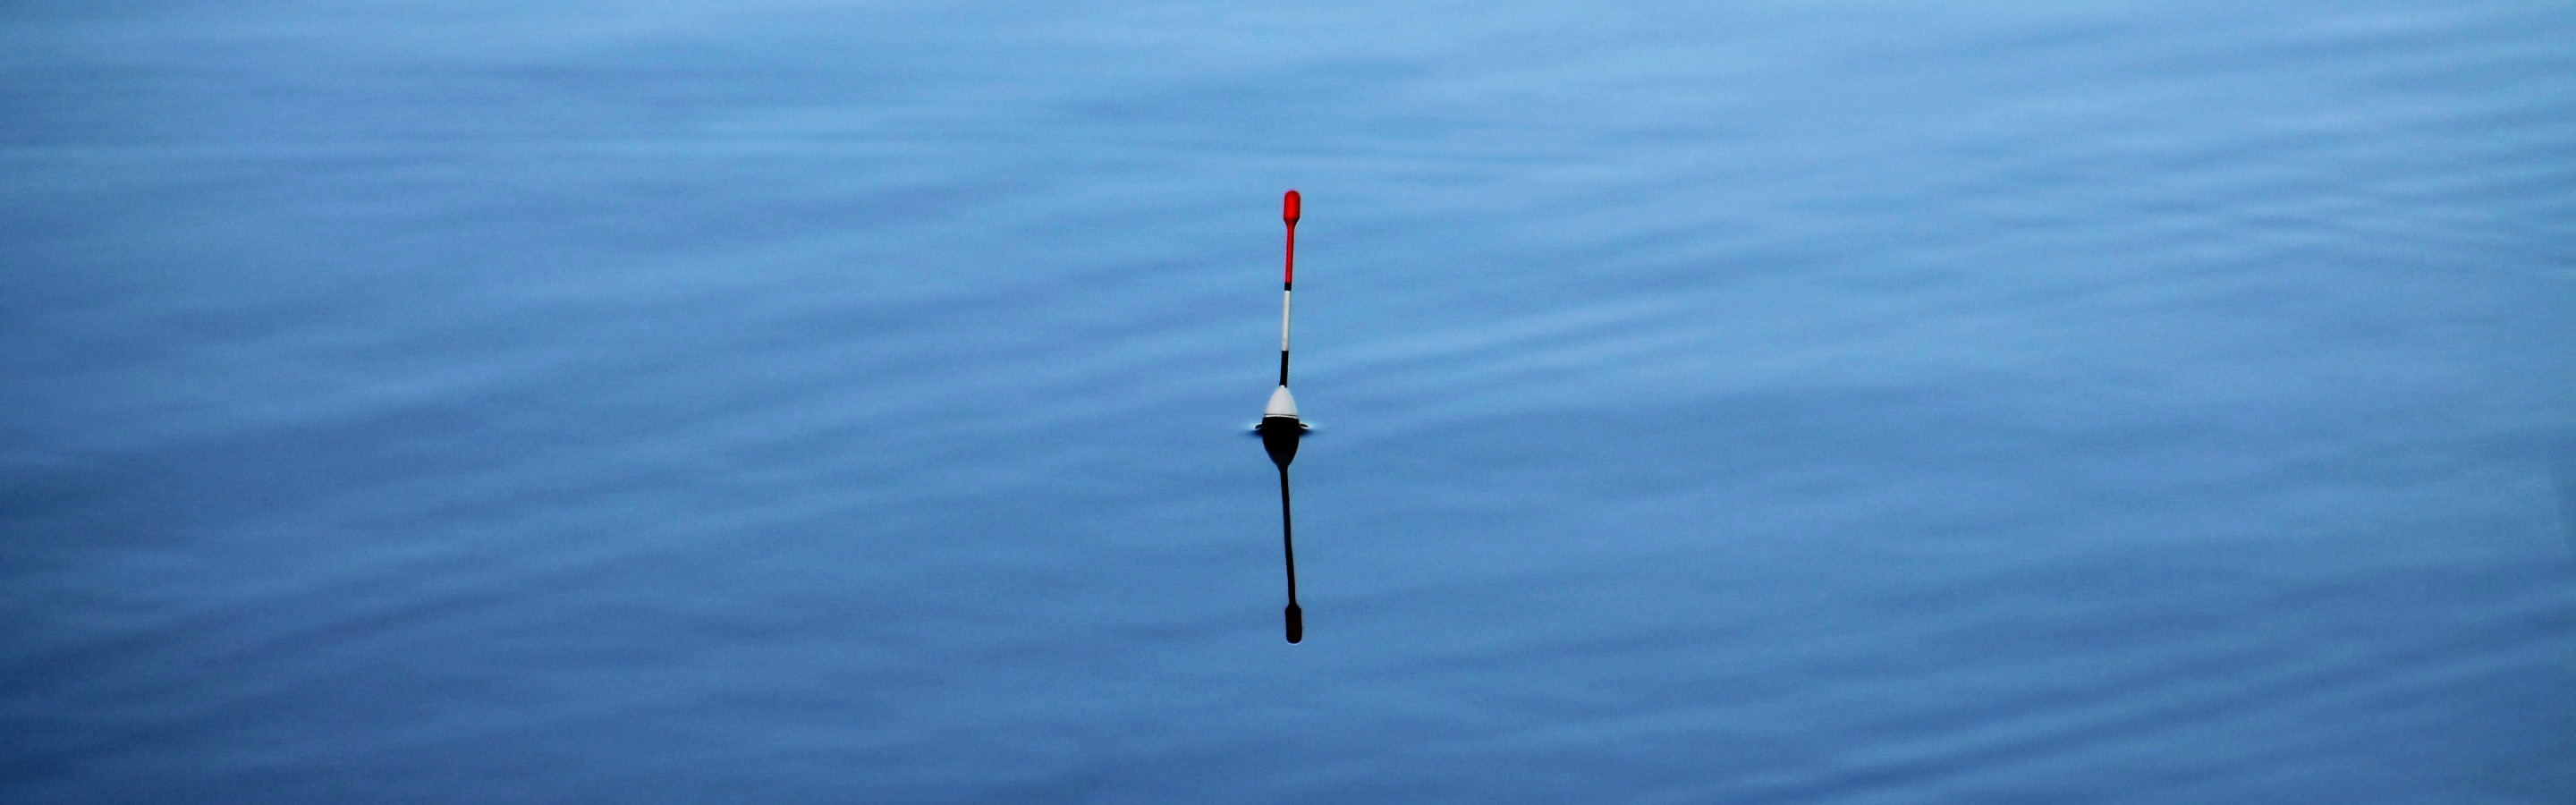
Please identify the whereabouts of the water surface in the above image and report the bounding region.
[4,1,2573,801]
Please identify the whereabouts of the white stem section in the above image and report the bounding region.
[1279,289,1293,352]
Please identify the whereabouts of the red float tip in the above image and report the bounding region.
[1283,190,1301,225]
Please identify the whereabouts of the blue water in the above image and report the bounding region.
[5,1,2573,801]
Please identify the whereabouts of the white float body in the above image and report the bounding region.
[1265,385,1300,419]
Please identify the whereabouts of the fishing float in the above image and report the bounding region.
[1257,189,1307,644]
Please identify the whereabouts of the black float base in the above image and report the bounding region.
[1257,415,1303,468]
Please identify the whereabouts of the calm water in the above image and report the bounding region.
[5,1,2574,801]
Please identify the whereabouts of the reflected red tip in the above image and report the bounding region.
[1283,190,1301,225]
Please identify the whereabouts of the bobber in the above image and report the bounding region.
[1258,190,1307,643]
